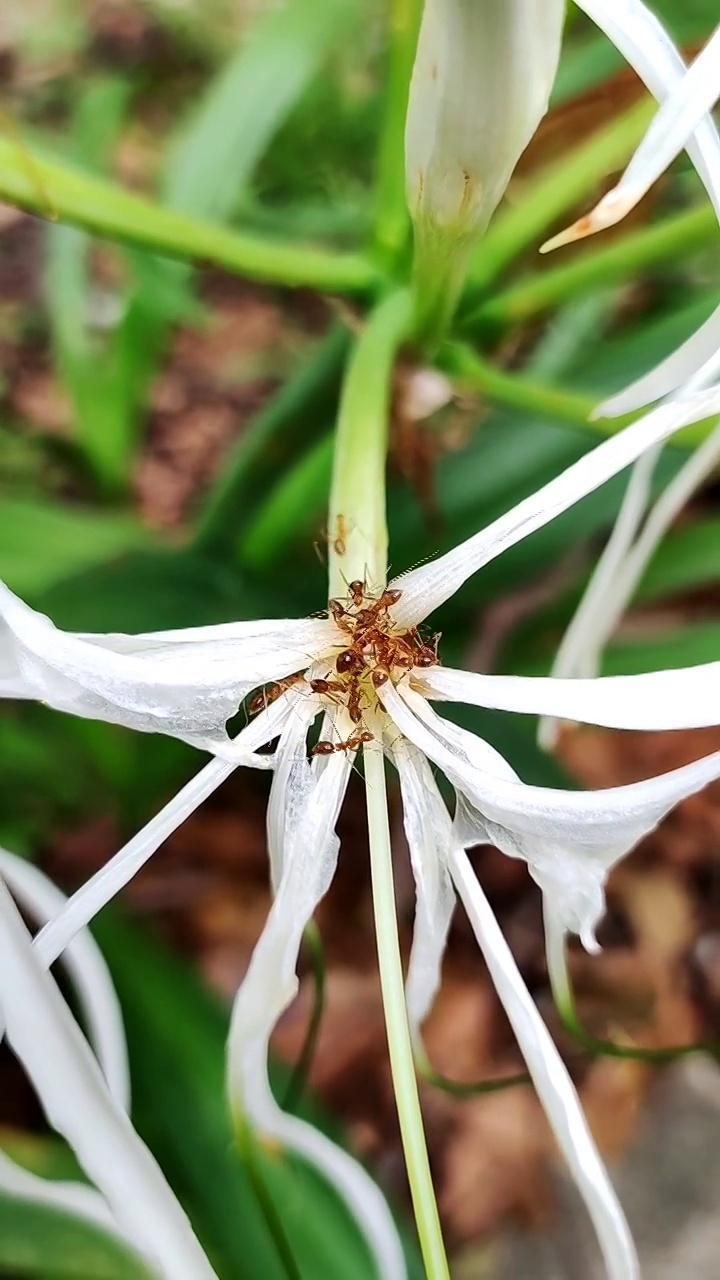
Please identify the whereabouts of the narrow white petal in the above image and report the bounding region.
[598,307,720,416]
[390,386,720,626]
[448,846,638,1280]
[0,580,330,747]
[226,741,404,1280]
[539,420,720,747]
[0,881,217,1280]
[392,742,455,1043]
[537,446,661,748]
[424,658,720,733]
[383,681,720,947]
[0,849,129,1112]
[0,1149,144,1262]
[544,1,720,253]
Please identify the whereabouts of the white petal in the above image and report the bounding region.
[598,307,720,416]
[0,1148,145,1263]
[390,386,720,626]
[392,741,455,1043]
[539,420,720,747]
[543,2,720,251]
[0,880,217,1280]
[34,691,297,969]
[0,849,129,1112]
[0,580,331,748]
[423,658,720,733]
[448,846,638,1280]
[405,0,564,236]
[226,740,405,1280]
[382,682,720,948]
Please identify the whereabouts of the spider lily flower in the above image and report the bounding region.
[6,387,720,1279]
[0,849,215,1280]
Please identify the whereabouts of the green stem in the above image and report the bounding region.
[364,743,450,1280]
[0,135,377,294]
[235,1115,304,1280]
[465,203,717,330]
[194,324,349,556]
[544,906,717,1064]
[466,96,655,294]
[282,922,326,1113]
[240,433,334,571]
[373,0,422,265]
[442,342,718,450]
[327,289,412,595]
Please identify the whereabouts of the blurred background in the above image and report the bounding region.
[2,2,720,1276]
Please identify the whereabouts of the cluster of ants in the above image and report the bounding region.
[248,580,440,758]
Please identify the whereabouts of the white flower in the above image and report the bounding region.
[0,848,215,1280]
[6,385,720,1279]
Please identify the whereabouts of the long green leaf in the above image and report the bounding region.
[0,1191,153,1279]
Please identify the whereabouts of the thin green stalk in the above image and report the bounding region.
[364,743,450,1280]
[465,203,717,330]
[373,0,422,265]
[0,135,377,294]
[327,289,412,595]
[235,1115,304,1280]
[544,905,718,1065]
[240,433,334,571]
[442,342,718,450]
[282,922,326,1113]
[466,96,655,294]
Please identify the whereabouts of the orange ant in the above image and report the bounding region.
[310,730,373,756]
[309,677,345,696]
[248,673,303,715]
[333,515,349,556]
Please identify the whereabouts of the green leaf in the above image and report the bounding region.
[636,517,720,602]
[603,622,720,675]
[0,500,146,598]
[0,136,376,294]
[0,1191,153,1279]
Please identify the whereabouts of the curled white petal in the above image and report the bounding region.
[448,846,638,1280]
[392,741,455,1044]
[390,386,720,626]
[0,849,129,1111]
[405,0,564,237]
[0,880,217,1280]
[598,309,720,417]
[0,579,332,748]
[422,656,720,734]
[227,720,406,1280]
[382,681,720,946]
[543,2,720,252]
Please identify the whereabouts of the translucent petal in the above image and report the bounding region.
[226,737,405,1280]
[392,741,455,1043]
[382,682,720,949]
[422,657,720,733]
[405,0,564,236]
[0,849,129,1111]
[0,580,331,748]
[0,881,217,1280]
[448,846,638,1280]
[390,386,720,626]
[34,692,296,968]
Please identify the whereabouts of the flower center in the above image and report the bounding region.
[311,581,440,728]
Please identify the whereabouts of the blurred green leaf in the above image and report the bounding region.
[0,499,146,597]
[0,1191,153,1279]
[636,517,720,602]
[603,622,720,674]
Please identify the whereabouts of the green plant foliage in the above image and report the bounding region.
[0,1192,154,1279]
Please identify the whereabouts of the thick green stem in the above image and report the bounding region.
[466,203,717,330]
[442,342,718,450]
[373,0,422,265]
[364,742,450,1280]
[0,135,377,294]
[327,289,412,595]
